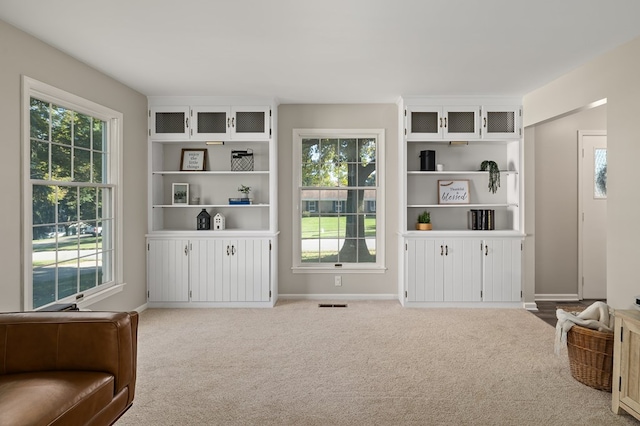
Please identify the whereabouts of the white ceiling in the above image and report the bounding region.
[2,0,640,103]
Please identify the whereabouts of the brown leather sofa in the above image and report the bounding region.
[0,311,138,426]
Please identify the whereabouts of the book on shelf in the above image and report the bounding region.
[229,198,252,205]
[468,209,495,230]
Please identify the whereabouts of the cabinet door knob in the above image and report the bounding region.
[185,118,189,128]
[231,245,236,255]
[483,117,487,128]
[445,245,448,256]
[227,117,230,128]
[443,117,447,128]
[184,245,188,256]
[440,245,444,256]
[439,117,443,128]
[226,245,230,256]
[485,245,488,256]
[232,117,235,128]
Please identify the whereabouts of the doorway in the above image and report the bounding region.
[578,131,607,299]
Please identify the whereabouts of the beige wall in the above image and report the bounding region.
[0,20,148,312]
[524,35,640,309]
[277,104,398,297]
[531,106,606,297]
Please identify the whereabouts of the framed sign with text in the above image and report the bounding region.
[180,149,207,171]
[438,180,470,204]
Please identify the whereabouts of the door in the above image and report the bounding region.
[150,106,189,140]
[191,106,229,141]
[579,131,607,299]
[231,106,271,140]
[443,239,482,302]
[147,239,189,302]
[405,107,443,140]
[482,238,522,302]
[406,239,440,301]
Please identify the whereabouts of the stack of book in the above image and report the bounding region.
[229,198,252,205]
[468,209,495,230]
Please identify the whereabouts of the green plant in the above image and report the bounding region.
[417,210,430,224]
[480,160,500,194]
[238,184,251,195]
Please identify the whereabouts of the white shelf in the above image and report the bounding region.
[153,204,269,208]
[407,170,517,175]
[408,203,518,208]
[152,170,269,175]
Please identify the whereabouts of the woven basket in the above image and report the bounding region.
[566,324,614,392]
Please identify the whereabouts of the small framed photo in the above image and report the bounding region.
[172,183,189,205]
[180,149,207,171]
[438,180,470,204]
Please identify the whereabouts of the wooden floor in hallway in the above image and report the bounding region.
[529,300,606,327]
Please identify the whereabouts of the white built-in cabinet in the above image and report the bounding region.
[147,237,271,306]
[150,105,271,141]
[399,97,524,307]
[146,96,278,308]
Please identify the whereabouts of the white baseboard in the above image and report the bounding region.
[523,302,538,311]
[278,294,398,301]
[535,294,580,302]
[134,303,148,313]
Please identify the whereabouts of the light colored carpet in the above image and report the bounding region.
[117,300,636,425]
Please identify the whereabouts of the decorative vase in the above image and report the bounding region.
[416,223,432,231]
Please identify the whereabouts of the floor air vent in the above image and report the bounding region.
[318,303,348,308]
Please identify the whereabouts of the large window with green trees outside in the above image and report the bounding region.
[293,129,384,270]
[25,79,121,309]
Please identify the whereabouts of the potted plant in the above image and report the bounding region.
[238,184,251,199]
[480,160,500,194]
[416,210,432,230]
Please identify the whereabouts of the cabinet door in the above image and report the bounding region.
[482,239,521,302]
[222,239,271,302]
[443,106,480,139]
[405,107,443,140]
[406,239,442,301]
[481,106,520,139]
[189,239,220,302]
[150,106,189,140]
[147,239,189,302]
[617,316,640,416]
[191,106,230,141]
[444,239,482,302]
[231,106,271,140]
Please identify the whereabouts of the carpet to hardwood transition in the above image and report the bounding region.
[117,300,635,425]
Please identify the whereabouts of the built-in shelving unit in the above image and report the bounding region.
[398,97,524,307]
[146,96,278,308]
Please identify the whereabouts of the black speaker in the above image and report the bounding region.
[419,150,436,171]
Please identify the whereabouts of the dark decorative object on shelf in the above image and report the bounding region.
[480,160,500,194]
[419,150,436,171]
[197,209,211,230]
[231,149,254,171]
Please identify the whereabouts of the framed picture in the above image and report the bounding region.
[180,149,207,171]
[172,183,189,205]
[438,180,470,204]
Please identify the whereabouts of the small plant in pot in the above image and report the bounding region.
[416,210,432,231]
[480,160,500,194]
[238,184,251,199]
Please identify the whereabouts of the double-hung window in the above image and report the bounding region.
[23,77,123,310]
[293,129,385,271]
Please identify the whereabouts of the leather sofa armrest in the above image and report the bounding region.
[0,311,138,396]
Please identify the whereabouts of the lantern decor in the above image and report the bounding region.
[214,213,226,230]
[196,209,211,230]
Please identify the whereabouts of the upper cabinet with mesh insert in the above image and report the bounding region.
[150,105,271,141]
[405,104,520,141]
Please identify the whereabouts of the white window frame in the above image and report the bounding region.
[22,76,125,310]
[292,128,385,273]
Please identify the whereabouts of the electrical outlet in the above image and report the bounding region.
[334,276,342,287]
